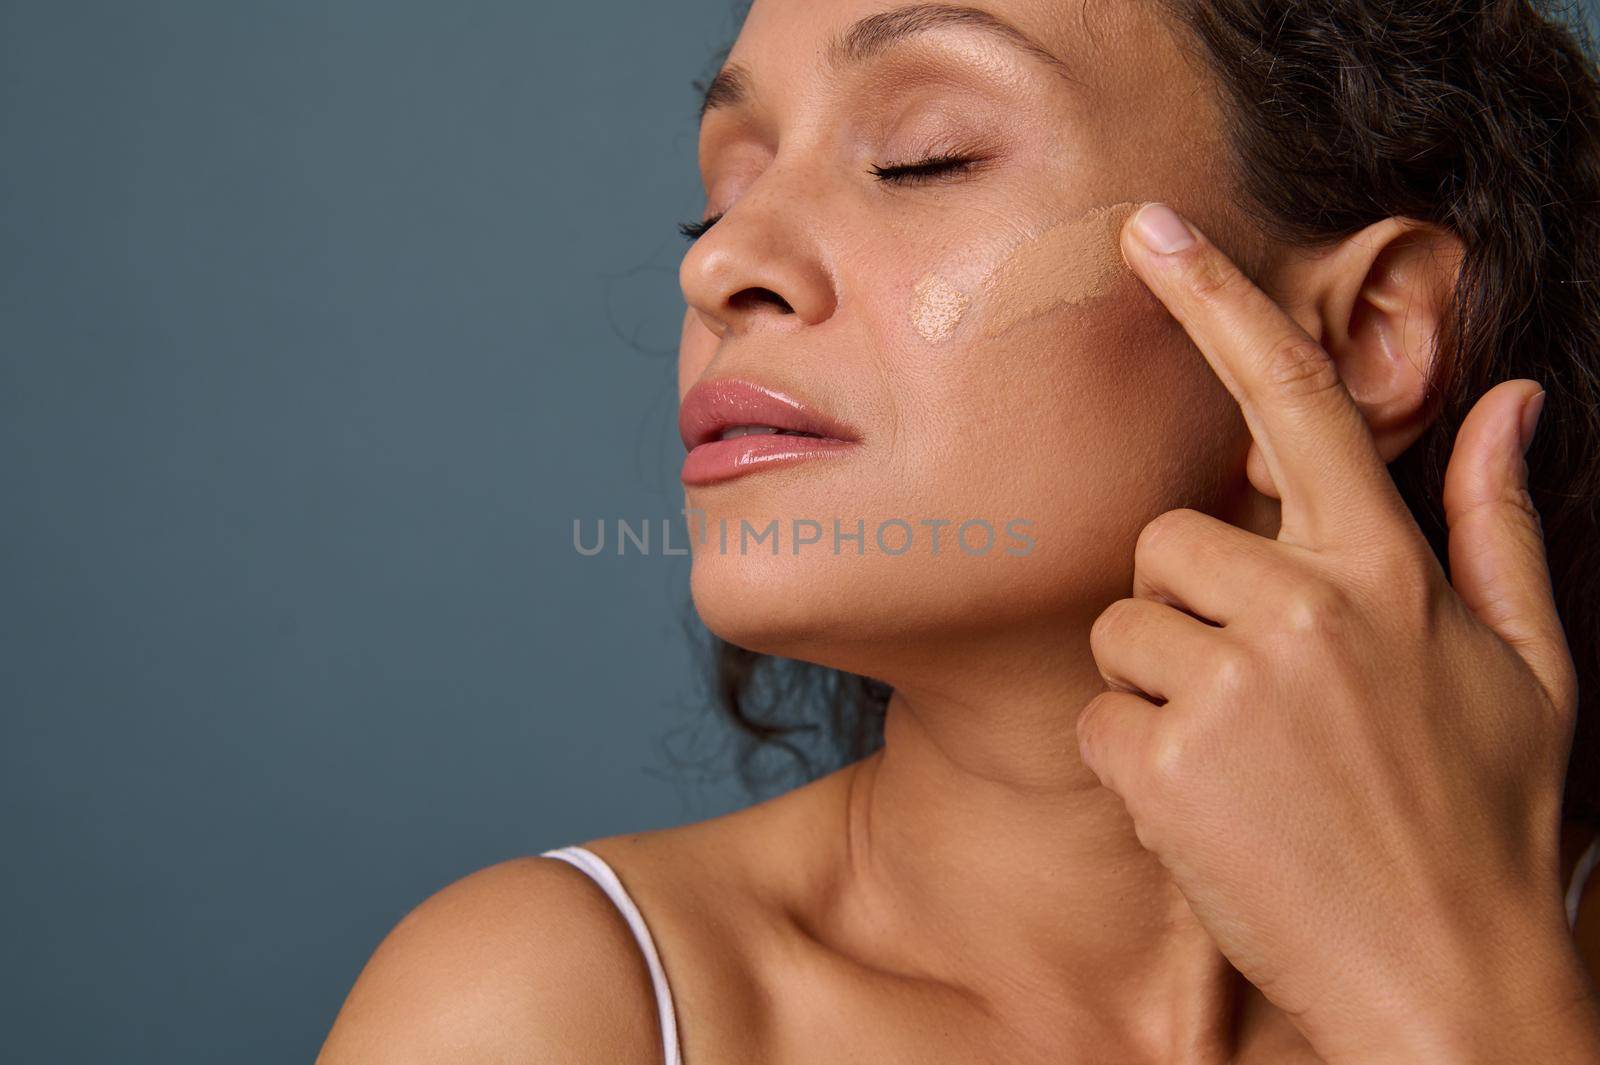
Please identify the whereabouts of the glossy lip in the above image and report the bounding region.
[679,378,860,486]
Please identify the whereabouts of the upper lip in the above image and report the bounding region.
[678,377,860,452]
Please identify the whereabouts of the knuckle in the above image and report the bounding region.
[1278,579,1349,637]
[1076,694,1121,774]
[1203,646,1253,700]
[1089,599,1137,653]
[1182,249,1245,305]
[1144,727,1193,801]
[1136,507,1198,559]
[1257,335,1341,399]
[1076,693,1108,748]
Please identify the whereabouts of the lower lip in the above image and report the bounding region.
[681,434,858,486]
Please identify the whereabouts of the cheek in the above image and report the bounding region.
[892,201,1137,350]
[678,207,1249,655]
[894,266,1238,495]
[873,277,1246,600]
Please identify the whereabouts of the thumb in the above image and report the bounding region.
[1441,378,1573,707]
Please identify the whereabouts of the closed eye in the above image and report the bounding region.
[677,153,990,241]
[679,213,723,240]
[869,153,989,185]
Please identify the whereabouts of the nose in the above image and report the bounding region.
[678,163,838,338]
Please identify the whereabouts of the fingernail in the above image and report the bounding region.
[1131,202,1196,254]
[1519,389,1545,455]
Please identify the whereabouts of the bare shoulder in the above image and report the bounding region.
[316,759,865,1064]
[315,854,667,1065]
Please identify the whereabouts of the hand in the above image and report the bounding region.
[1076,202,1600,1062]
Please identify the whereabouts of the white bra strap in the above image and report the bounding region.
[541,845,682,1065]
[1567,833,1600,931]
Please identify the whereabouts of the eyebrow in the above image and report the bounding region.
[696,3,1078,122]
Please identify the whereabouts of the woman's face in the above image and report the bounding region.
[678,0,1269,679]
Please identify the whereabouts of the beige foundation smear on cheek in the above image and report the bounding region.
[908,200,1141,342]
[909,273,970,343]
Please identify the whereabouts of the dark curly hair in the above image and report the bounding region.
[691,0,1600,824]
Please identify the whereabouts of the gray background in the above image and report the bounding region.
[6,2,1599,1063]
[2,2,753,1061]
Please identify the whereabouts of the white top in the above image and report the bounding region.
[541,845,682,1065]
[544,833,1600,1065]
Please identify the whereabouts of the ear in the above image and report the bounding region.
[1248,217,1464,499]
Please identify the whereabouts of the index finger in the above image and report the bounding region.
[1118,201,1414,547]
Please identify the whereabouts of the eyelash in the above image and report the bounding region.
[677,153,987,241]
[678,214,722,241]
[868,152,986,186]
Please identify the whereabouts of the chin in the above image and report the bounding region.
[680,466,915,657]
[688,546,885,660]
[686,514,1089,679]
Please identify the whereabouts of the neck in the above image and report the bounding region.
[832,628,1259,1060]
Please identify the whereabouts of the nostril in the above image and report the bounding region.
[728,287,794,314]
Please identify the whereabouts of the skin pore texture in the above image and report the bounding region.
[309,2,1600,1061]
[646,0,1595,1059]
[911,200,1141,342]
[659,2,1316,1056]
